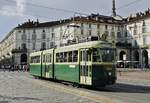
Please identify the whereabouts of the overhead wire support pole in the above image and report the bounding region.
[106,0,143,14]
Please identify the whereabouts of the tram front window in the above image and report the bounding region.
[93,48,115,62]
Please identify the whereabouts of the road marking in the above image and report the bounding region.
[20,75,123,103]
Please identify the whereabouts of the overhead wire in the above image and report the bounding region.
[4,0,88,16]
[2,0,145,18]
[0,0,61,20]
[117,0,143,10]
[0,0,145,20]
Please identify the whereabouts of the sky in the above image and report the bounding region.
[0,0,149,41]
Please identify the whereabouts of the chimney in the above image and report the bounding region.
[112,0,116,17]
[37,19,39,23]
[28,19,30,22]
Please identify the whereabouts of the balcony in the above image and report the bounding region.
[116,42,132,48]
[11,48,27,53]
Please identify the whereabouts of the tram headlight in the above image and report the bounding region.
[108,72,112,76]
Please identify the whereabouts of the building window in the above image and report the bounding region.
[105,25,108,30]
[89,30,92,36]
[88,24,92,36]
[117,32,121,38]
[81,29,84,35]
[51,33,55,39]
[51,28,55,39]
[50,42,54,48]
[142,20,146,33]
[134,40,138,46]
[33,29,36,33]
[41,42,46,50]
[143,37,146,45]
[18,30,21,33]
[21,43,26,49]
[23,29,26,33]
[42,32,46,39]
[22,34,26,40]
[118,26,120,31]
[89,24,91,29]
[32,34,36,40]
[97,31,100,38]
[97,24,100,29]
[42,29,46,39]
[142,36,150,45]
[111,31,115,38]
[60,27,63,37]
[32,42,36,50]
[97,24,100,38]
[134,23,137,35]
[125,31,128,37]
[81,23,84,35]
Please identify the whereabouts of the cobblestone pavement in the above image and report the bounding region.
[117,71,150,86]
[0,70,150,103]
[0,71,98,103]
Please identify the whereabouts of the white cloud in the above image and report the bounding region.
[0,0,25,16]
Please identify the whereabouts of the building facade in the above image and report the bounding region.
[125,9,150,68]
[0,9,150,68]
[0,15,126,66]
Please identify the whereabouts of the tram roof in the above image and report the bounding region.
[30,41,112,55]
[55,41,112,52]
[42,49,54,54]
[30,51,42,56]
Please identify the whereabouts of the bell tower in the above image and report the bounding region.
[112,0,116,17]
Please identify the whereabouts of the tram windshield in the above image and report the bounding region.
[93,48,115,62]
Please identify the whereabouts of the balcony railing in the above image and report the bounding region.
[11,48,27,53]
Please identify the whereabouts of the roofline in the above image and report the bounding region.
[0,28,16,44]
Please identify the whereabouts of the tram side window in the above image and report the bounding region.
[56,53,64,62]
[93,49,98,62]
[43,55,46,62]
[73,51,78,62]
[80,51,82,61]
[48,54,51,63]
[56,53,60,62]
[93,48,101,62]
[68,51,73,62]
[64,52,67,62]
[80,66,83,76]
[31,56,40,63]
[80,66,89,76]
[45,53,51,63]
[84,66,88,76]
[92,48,115,62]
[60,53,64,62]
[88,66,92,77]
[56,51,78,63]
[81,50,91,61]
[68,50,78,62]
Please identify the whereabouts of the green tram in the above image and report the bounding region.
[30,41,116,87]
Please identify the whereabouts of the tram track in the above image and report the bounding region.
[1,71,150,103]
[20,73,150,103]
[19,74,124,103]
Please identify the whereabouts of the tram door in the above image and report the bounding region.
[80,49,92,85]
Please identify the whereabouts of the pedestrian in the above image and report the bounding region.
[25,64,28,72]
[17,65,20,72]
[20,65,22,71]
[23,65,25,72]
[11,64,14,72]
